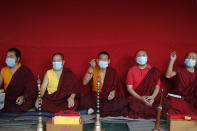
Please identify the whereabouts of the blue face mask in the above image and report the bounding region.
[6,58,16,67]
[53,62,63,70]
[184,59,196,68]
[136,56,148,65]
[98,61,108,69]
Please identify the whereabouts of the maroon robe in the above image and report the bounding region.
[168,66,197,115]
[1,65,37,113]
[42,68,80,113]
[128,67,171,119]
[80,67,128,117]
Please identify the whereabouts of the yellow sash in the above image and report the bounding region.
[92,66,103,92]
[1,63,21,90]
[46,69,59,94]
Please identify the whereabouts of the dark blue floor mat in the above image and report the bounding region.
[0,111,53,117]
[0,109,87,118]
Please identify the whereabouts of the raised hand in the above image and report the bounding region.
[89,59,96,68]
[170,51,176,61]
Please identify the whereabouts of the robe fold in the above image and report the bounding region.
[1,65,37,113]
[42,68,80,113]
[168,66,197,115]
[128,67,171,119]
[80,67,128,117]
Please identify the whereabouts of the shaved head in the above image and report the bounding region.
[135,49,148,57]
[185,51,197,60]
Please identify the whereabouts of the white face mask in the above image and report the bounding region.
[98,61,108,69]
[5,58,16,67]
[184,59,196,68]
[52,62,63,70]
[136,56,148,65]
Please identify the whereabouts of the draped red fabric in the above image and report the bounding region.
[0,1,197,97]
[1,65,37,113]
[42,67,80,113]
[128,67,171,119]
[172,67,197,102]
[80,67,128,116]
[168,66,197,116]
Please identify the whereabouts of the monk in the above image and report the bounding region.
[80,51,128,117]
[126,49,171,119]
[35,53,80,113]
[166,51,197,115]
[0,48,37,113]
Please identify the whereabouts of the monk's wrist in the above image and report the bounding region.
[87,68,93,75]
[170,59,176,63]
[70,94,75,99]
[37,96,43,99]
[111,90,115,93]
[151,95,154,99]
[88,66,94,71]
[139,96,143,101]
[87,70,93,75]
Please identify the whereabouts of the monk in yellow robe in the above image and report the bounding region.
[35,53,80,113]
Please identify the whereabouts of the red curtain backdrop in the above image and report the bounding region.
[0,0,197,93]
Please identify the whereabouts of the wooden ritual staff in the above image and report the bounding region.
[152,89,164,131]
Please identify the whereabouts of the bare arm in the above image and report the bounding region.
[165,51,177,78]
[151,85,160,99]
[82,59,96,85]
[127,85,142,100]
[40,73,48,97]
[82,66,94,85]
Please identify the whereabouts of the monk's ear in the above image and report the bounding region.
[62,60,65,65]
[17,57,20,62]
[108,59,110,64]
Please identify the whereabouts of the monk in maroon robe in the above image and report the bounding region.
[35,53,80,113]
[166,51,197,115]
[0,48,37,113]
[80,51,128,117]
[127,49,171,119]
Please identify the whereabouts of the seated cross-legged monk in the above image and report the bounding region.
[35,53,80,113]
[0,48,37,113]
[80,51,128,117]
[166,51,197,116]
[126,49,171,119]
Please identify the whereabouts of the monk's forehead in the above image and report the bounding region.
[98,54,109,60]
[7,51,16,57]
[136,50,147,56]
[186,52,197,58]
[53,54,63,60]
